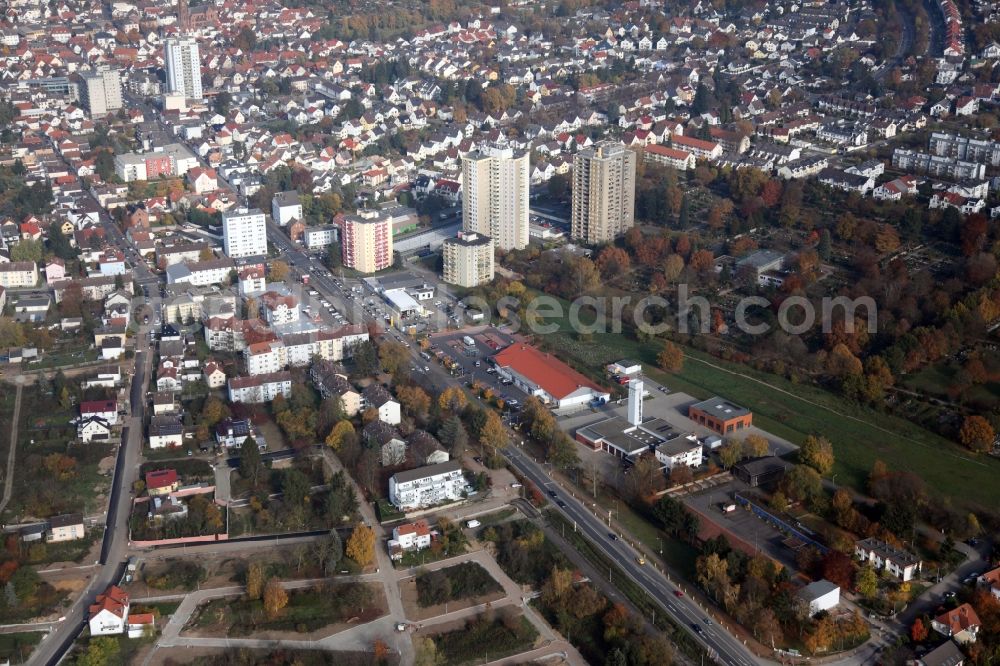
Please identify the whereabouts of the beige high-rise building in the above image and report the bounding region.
[340,210,393,274]
[571,142,636,244]
[443,232,494,288]
[81,66,123,118]
[462,144,529,251]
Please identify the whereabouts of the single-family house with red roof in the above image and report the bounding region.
[145,469,179,496]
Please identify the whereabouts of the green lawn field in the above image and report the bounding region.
[524,299,1000,512]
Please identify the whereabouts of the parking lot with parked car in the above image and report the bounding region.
[426,327,528,406]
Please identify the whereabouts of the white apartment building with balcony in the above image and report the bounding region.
[228,371,293,404]
[388,461,465,511]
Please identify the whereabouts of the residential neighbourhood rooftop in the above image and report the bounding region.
[6,0,1000,662]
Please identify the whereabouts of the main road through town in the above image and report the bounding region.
[503,445,762,666]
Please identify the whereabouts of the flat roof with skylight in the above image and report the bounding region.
[689,397,751,421]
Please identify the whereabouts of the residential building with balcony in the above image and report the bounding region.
[388,461,465,511]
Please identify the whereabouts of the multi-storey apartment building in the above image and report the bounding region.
[928,131,1000,166]
[854,538,922,581]
[340,210,392,273]
[80,66,122,117]
[222,208,267,259]
[228,371,293,404]
[164,37,202,100]
[442,232,494,287]
[892,148,986,180]
[388,461,465,511]
[462,144,529,251]
[0,261,38,288]
[571,142,636,244]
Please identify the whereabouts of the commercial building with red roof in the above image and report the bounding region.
[492,344,611,409]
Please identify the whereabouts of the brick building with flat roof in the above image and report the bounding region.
[688,396,752,435]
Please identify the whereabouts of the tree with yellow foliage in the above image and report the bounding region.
[325,420,355,451]
[346,523,376,566]
[741,434,769,459]
[245,562,264,600]
[438,386,468,415]
[263,578,288,618]
[479,410,508,453]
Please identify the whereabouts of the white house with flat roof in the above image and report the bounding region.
[798,580,840,616]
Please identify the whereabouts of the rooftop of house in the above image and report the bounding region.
[395,520,431,537]
[89,585,129,620]
[798,579,840,601]
[391,460,463,484]
[856,538,921,566]
[49,513,83,529]
[935,603,981,634]
[145,468,178,489]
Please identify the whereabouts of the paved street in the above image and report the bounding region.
[30,319,155,666]
[0,382,24,516]
[503,445,759,666]
[136,542,584,665]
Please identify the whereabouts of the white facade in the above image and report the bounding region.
[798,580,840,617]
[645,145,696,171]
[228,372,293,403]
[462,144,530,251]
[271,191,302,226]
[222,208,268,258]
[149,429,183,449]
[389,461,465,511]
[89,608,127,636]
[88,586,129,636]
[654,435,704,470]
[204,364,226,388]
[78,417,112,443]
[303,225,338,250]
[260,295,299,325]
[855,538,921,581]
[164,37,203,100]
[392,522,432,550]
[245,341,285,375]
[0,262,39,288]
[377,400,401,425]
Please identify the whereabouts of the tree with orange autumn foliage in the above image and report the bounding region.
[596,246,631,278]
[657,341,684,373]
